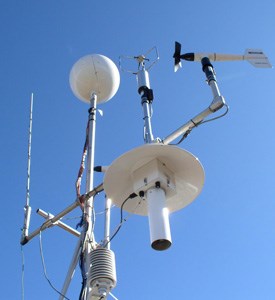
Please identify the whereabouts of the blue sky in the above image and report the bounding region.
[1,1,275,299]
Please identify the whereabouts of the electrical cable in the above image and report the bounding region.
[170,103,229,145]
[108,196,130,243]
[75,120,89,208]
[107,193,139,245]
[21,245,25,300]
[199,103,229,125]
[38,230,71,300]
[78,251,86,300]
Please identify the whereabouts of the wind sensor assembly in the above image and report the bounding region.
[173,41,272,71]
[21,42,272,300]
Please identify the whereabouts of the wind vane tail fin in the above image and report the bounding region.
[245,49,272,68]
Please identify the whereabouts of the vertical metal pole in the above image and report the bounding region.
[59,235,84,300]
[201,57,221,98]
[21,93,34,241]
[104,198,112,249]
[137,65,154,143]
[84,92,97,299]
[59,93,98,300]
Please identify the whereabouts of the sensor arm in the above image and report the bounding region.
[20,182,103,245]
[163,58,226,145]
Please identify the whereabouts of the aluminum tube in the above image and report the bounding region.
[137,68,154,143]
[21,199,80,245]
[104,198,112,249]
[20,183,103,245]
[142,100,154,143]
[147,187,171,250]
[59,235,84,300]
[36,209,81,237]
[162,107,212,145]
[86,94,97,193]
[84,94,97,300]
[209,79,221,98]
[137,68,150,89]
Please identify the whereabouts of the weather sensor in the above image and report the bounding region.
[20,43,272,300]
[103,143,204,250]
[173,41,272,71]
[70,54,120,104]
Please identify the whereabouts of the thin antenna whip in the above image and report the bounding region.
[26,93,33,207]
[21,93,34,240]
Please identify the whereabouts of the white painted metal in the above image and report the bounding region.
[103,143,204,216]
[69,54,120,104]
[193,49,272,67]
[147,187,172,250]
[88,248,117,299]
[104,198,112,249]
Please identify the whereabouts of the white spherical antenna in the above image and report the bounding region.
[70,54,120,104]
[103,143,205,216]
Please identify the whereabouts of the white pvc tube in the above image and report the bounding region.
[147,187,172,250]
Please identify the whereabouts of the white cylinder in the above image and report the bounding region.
[147,187,172,250]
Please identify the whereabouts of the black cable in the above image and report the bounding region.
[78,252,86,300]
[170,104,229,145]
[108,193,137,244]
[170,129,192,145]
[21,245,25,300]
[39,230,71,300]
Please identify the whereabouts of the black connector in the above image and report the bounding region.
[139,191,145,198]
[138,86,154,102]
[201,57,216,83]
[155,181,161,188]
[129,192,138,199]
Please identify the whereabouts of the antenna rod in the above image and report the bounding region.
[21,93,34,240]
